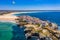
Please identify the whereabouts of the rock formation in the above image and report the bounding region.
[15,15,60,40]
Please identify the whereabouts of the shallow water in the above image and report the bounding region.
[0,22,13,40]
[0,22,26,40]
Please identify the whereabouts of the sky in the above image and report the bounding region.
[0,0,60,10]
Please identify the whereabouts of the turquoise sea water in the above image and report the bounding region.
[0,11,60,40]
[0,22,26,40]
[0,22,13,40]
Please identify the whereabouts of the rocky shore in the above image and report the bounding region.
[0,12,60,40]
[15,15,60,40]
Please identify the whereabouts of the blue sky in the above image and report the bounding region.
[0,0,60,10]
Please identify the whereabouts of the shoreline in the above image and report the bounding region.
[0,12,19,23]
[0,12,34,23]
[0,20,16,23]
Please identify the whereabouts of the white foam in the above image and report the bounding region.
[0,20,16,23]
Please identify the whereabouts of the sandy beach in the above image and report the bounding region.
[0,12,18,23]
[0,12,31,23]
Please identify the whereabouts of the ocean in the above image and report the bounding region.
[0,11,60,40]
[15,12,60,28]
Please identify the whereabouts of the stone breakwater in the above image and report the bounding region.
[15,15,60,40]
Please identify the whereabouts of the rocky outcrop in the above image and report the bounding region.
[15,15,60,40]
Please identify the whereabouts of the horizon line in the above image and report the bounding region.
[0,10,60,12]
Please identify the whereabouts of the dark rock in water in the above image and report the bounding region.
[27,36,40,40]
[48,23,52,27]
[31,36,40,40]
[27,36,31,40]
[32,33,39,37]
[24,30,32,34]
[40,37,45,40]
[17,24,20,27]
